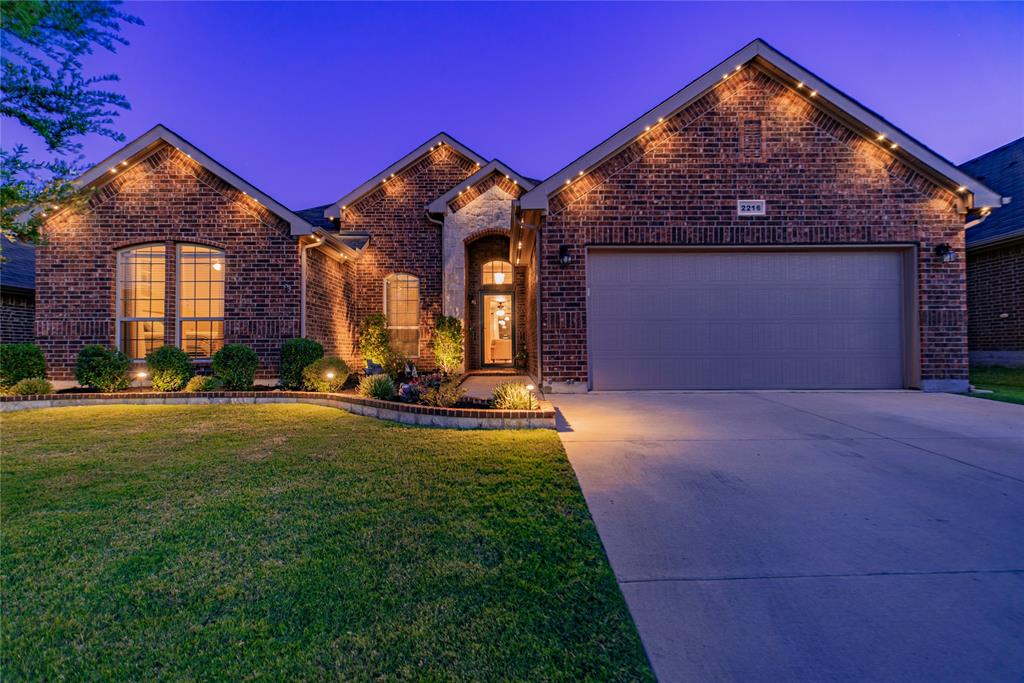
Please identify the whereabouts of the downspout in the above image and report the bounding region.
[533,219,543,389]
[299,235,322,338]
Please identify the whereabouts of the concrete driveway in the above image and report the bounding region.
[552,391,1024,682]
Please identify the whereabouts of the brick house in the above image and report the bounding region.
[31,39,1004,392]
[959,137,1023,367]
[0,240,35,343]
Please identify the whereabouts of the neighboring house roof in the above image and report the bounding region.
[0,240,35,294]
[426,160,537,214]
[62,124,317,236]
[325,132,489,220]
[960,137,1023,249]
[520,38,1003,212]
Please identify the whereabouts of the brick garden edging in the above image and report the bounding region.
[0,391,556,430]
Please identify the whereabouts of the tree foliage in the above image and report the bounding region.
[1,0,141,244]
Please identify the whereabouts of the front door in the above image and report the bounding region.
[481,292,514,366]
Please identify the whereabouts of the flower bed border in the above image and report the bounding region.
[0,391,556,430]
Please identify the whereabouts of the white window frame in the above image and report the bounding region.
[175,244,226,361]
[115,243,167,361]
[383,272,420,358]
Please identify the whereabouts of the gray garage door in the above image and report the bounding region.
[587,250,906,390]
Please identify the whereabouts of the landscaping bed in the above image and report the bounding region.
[1,403,652,680]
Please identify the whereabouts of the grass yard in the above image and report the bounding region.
[969,365,1024,405]
[1,404,652,682]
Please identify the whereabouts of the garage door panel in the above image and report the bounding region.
[588,251,905,390]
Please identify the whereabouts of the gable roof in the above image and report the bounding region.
[426,159,537,214]
[0,240,35,293]
[520,38,1003,212]
[960,137,1023,248]
[65,124,317,235]
[324,132,488,220]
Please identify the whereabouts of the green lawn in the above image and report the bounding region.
[1,404,652,682]
[970,365,1024,405]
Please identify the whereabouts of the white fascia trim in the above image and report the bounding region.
[74,124,316,235]
[520,38,1003,211]
[425,159,537,214]
[325,132,489,220]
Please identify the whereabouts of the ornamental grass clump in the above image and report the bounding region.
[75,345,130,392]
[280,338,323,389]
[491,381,538,410]
[9,377,52,396]
[145,345,193,391]
[0,343,46,390]
[302,357,349,393]
[211,344,258,390]
[358,373,395,401]
[184,375,224,392]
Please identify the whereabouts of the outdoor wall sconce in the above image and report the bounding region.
[934,243,957,263]
[559,245,572,265]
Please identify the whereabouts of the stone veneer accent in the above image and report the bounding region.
[0,391,556,429]
[442,184,516,321]
[538,65,968,392]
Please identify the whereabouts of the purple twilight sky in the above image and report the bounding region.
[5,1,1023,210]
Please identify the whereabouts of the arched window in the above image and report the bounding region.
[482,260,513,285]
[178,245,225,358]
[117,245,166,360]
[384,273,419,357]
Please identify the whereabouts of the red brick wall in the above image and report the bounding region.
[967,240,1024,353]
[1,292,34,343]
[521,233,540,380]
[539,66,966,386]
[342,145,477,368]
[305,248,360,369]
[36,143,302,381]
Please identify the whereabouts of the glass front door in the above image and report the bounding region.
[482,293,513,366]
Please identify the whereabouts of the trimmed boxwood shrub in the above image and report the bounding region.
[10,377,53,396]
[75,345,131,392]
[358,314,390,367]
[358,374,395,400]
[145,345,193,391]
[0,343,46,390]
[433,316,463,375]
[211,344,259,390]
[302,356,349,393]
[184,375,224,392]
[491,381,538,410]
[280,338,323,389]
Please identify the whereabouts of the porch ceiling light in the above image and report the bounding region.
[496,296,505,302]
[496,308,506,318]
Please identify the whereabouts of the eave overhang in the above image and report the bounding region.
[426,160,537,215]
[50,124,317,235]
[519,38,1003,213]
[325,132,488,221]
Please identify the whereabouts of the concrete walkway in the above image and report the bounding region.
[552,391,1024,682]
[459,374,535,400]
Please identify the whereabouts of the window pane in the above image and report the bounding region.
[385,274,419,357]
[118,246,166,359]
[121,321,164,361]
[179,245,226,359]
[482,260,513,285]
